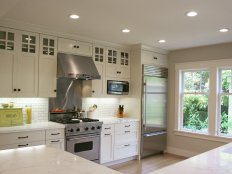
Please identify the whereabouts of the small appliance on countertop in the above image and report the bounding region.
[0,108,23,127]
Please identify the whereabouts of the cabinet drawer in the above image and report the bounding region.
[142,50,168,67]
[102,124,114,133]
[114,142,138,160]
[115,131,138,145]
[115,122,138,133]
[0,140,45,150]
[46,129,64,140]
[0,130,45,145]
[46,139,64,150]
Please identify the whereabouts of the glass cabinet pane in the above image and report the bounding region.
[49,39,54,47]
[43,47,48,54]
[7,42,14,50]
[22,44,28,52]
[95,47,99,54]
[0,31,6,40]
[100,48,103,54]
[49,48,54,55]
[30,36,36,44]
[0,41,6,49]
[95,55,99,61]
[8,32,14,41]
[22,35,28,43]
[43,38,48,46]
[29,45,36,53]
[113,51,117,57]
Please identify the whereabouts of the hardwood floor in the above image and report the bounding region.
[110,153,186,174]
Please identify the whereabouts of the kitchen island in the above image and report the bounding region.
[149,142,232,174]
[0,145,121,174]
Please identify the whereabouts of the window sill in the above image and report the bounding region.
[174,129,232,143]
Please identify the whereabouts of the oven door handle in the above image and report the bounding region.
[67,135,100,141]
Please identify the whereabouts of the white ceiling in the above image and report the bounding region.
[0,0,232,50]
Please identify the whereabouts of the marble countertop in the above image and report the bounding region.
[0,145,121,174]
[0,122,65,133]
[149,142,232,174]
[97,117,140,124]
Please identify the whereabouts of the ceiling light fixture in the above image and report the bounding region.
[219,28,229,33]
[158,40,166,43]
[186,11,198,17]
[69,14,80,19]
[122,29,130,33]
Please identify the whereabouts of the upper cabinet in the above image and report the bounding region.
[38,35,57,97]
[141,50,168,67]
[93,45,105,63]
[58,38,92,57]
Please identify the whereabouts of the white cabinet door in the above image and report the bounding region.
[58,38,92,56]
[93,45,105,63]
[0,27,18,97]
[38,35,57,97]
[100,133,114,163]
[46,139,64,150]
[17,31,39,97]
[114,142,138,160]
[142,50,168,67]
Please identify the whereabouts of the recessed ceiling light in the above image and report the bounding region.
[122,29,130,33]
[158,40,166,43]
[186,11,198,17]
[219,28,229,33]
[69,14,80,19]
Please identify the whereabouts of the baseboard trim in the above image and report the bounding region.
[165,146,199,158]
[101,156,138,166]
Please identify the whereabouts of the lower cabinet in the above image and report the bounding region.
[100,121,139,164]
[0,128,65,151]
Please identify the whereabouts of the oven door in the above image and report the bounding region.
[66,133,100,162]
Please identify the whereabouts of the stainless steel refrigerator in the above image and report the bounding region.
[141,64,168,158]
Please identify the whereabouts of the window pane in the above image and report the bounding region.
[221,70,232,93]
[184,71,209,92]
[183,94,208,131]
[220,95,232,134]
[0,31,6,40]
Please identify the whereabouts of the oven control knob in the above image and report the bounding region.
[97,126,101,129]
[85,127,89,131]
[91,126,95,130]
[76,128,80,132]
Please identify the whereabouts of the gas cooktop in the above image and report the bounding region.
[52,117,100,124]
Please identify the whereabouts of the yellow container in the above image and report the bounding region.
[0,108,23,127]
[26,106,32,124]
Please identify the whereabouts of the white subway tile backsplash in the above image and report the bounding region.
[0,98,48,123]
[82,98,120,118]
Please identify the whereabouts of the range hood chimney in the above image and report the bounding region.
[57,53,101,80]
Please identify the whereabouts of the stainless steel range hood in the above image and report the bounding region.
[57,53,101,80]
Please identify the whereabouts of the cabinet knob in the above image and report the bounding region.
[13,88,17,92]
[54,89,57,92]
[73,45,77,48]
[76,45,79,48]
[17,89,21,92]
[92,90,95,93]
[153,57,158,60]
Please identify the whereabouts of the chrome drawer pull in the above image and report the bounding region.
[18,144,29,147]
[104,127,111,130]
[125,131,130,133]
[51,133,60,136]
[18,136,28,139]
[124,144,130,147]
[125,125,130,127]
[104,133,111,136]
[51,140,60,143]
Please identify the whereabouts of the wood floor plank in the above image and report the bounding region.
[110,153,186,174]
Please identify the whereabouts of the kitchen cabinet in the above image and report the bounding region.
[38,34,57,97]
[100,121,139,164]
[100,124,114,164]
[105,49,130,80]
[45,129,65,150]
[58,38,92,56]
[0,130,45,150]
[0,27,39,97]
[141,50,168,67]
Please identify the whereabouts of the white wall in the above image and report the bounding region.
[167,43,232,156]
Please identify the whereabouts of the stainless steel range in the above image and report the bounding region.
[50,112,102,163]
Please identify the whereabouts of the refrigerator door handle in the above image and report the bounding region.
[144,131,167,137]
[143,80,147,130]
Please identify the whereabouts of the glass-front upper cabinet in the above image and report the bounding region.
[93,46,104,63]
[0,29,15,51]
[21,32,38,54]
[42,37,56,56]
[107,48,117,65]
[120,51,129,66]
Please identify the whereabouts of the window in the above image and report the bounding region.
[181,71,209,132]
[219,69,232,135]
